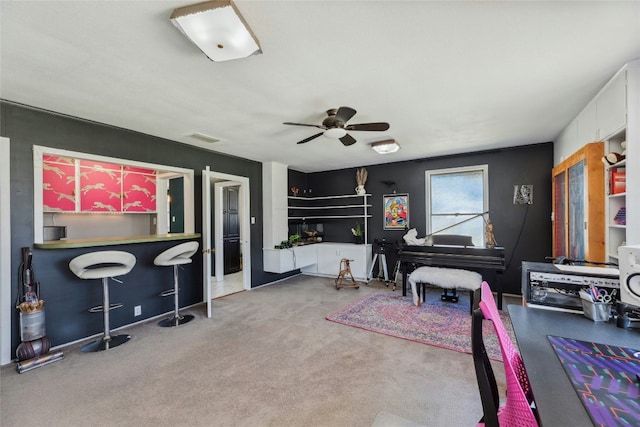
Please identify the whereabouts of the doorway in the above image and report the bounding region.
[202,167,251,318]
[212,181,244,299]
[222,185,241,275]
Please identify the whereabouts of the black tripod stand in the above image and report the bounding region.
[368,239,401,290]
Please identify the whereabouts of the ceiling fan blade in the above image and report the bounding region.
[296,132,324,144]
[283,122,325,130]
[339,133,357,146]
[345,122,390,132]
[335,106,357,124]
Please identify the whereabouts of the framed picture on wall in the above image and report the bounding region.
[383,193,409,230]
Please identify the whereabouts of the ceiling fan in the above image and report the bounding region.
[284,106,390,146]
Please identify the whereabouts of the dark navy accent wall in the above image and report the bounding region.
[33,240,198,346]
[292,143,554,295]
[0,102,294,355]
[2,100,553,357]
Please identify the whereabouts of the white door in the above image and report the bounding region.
[202,167,213,317]
[202,167,252,318]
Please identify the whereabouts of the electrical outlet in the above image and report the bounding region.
[134,305,141,316]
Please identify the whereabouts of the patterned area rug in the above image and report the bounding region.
[327,291,512,361]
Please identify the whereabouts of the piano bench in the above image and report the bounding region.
[408,266,482,313]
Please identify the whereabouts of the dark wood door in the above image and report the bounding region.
[223,186,241,274]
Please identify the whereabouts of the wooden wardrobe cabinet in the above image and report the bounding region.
[552,142,605,263]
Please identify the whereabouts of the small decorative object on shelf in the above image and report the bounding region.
[610,167,626,194]
[601,141,626,166]
[614,207,626,225]
[290,186,299,197]
[355,167,368,195]
[485,217,497,249]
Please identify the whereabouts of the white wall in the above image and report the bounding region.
[262,162,288,249]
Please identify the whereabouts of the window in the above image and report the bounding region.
[425,165,489,246]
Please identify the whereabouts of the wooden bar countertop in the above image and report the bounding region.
[34,233,201,249]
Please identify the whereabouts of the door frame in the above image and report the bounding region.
[1,137,11,365]
[202,167,251,318]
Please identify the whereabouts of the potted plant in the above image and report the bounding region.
[289,233,301,245]
[351,222,364,244]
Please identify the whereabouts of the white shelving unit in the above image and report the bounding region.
[604,128,627,262]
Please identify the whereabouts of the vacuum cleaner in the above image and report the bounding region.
[15,247,63,373]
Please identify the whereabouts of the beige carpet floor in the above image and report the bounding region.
[1,275,508,426]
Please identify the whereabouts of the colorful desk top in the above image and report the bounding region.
[548,335,640,427]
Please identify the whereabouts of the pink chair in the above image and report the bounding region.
[472,281,539,426]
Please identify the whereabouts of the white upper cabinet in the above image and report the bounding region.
[577,101,598,144]
[555,67,628,166]
[554,120,578,164]
[597,69,627,140]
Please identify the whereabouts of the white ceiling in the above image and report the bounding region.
[1,1,639,173]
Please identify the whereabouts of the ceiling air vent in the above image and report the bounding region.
[187,132,220,144]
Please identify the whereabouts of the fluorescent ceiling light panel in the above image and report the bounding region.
[170,0,262,62]
[371,140,400,154]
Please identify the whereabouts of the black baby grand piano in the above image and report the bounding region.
[398,235,506,308]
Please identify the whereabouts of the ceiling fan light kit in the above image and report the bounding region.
[170,0,262,62]
[371,139,400,154]
[323,128,347,139]
[284,106,390,146]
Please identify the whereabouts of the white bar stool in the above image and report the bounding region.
[154,241,199,327]
[69,251,136,352]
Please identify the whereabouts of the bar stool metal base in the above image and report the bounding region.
[81,334,130,352]
[158,314,195,327]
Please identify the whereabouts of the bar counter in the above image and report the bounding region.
[34,233,201,249]
[29,233,203,348]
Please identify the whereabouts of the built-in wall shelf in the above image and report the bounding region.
[604,128,628,261]
[288,193,370,242]
[288,194,371,200]
[289,204,371,210]
[288,215,372,220]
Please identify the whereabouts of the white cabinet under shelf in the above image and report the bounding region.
[301,243,372,281]
[263,245,317,274]
[264,242,372,281]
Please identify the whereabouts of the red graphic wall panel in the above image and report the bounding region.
[43,155,76,212]
[79,160,122,212]
[122,167,156,212]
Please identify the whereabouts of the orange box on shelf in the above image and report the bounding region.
[610,168,626,194]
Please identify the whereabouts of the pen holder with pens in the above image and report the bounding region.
[581,299,612,321]
[579,287,615,322]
